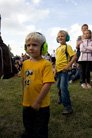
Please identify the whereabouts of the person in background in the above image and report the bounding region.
[44,52,51,61]
[78,30,92,89]
[51,49,56,64]
[68,61,78,80]
[0,36,18,79]
[21,53,24,63]
[23,53,30,61]
[68,65,80,84]
[76,24,88,86]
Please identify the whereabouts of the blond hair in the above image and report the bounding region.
[57,30,68,37]
[25,32,46,45]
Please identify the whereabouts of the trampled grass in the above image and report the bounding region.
[0,76,92,138]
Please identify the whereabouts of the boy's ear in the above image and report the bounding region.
[66,34,70,41]
[56,37,59,43]
[24,44,28,53]
[41,42,48,55]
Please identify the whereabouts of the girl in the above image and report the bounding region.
[78,30,92,89]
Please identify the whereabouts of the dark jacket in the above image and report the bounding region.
[0,36,18,78]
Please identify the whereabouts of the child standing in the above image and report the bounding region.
[54,30,77,115]
[78,30,92,89]
[19,32,55,138]
[76,24,88,86]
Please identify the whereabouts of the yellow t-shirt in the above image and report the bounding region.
[56,44,75,72]
[19,58,55,108]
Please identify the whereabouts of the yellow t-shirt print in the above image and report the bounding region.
[24,69,34,88]
[61,48,64,52]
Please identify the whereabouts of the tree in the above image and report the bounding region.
[8,44,14,57]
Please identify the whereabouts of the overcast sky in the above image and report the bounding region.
[0,0,92,56]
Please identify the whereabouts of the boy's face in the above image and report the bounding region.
[26,39,42,58]
[84,30,91,39]
[57,33,66,45]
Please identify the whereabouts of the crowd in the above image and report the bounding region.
[12,53,30,73]
[12,50,56,75]
[0,24,92,138]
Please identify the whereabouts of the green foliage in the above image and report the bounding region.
[8,44,14,57]
[0,76,92,138]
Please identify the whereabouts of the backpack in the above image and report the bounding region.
[56,44,68,62]
[65,44,68,62]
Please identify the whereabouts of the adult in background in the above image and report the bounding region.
[76,24,88,86]
[44,52,51,61]
[0,36,18,79]
[51,49,56,64]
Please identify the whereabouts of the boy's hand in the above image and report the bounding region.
[54,71,57,77]
[63,65,69,72]
[31,101,41,111]
[63,55,77,72]
[31,83,52,112]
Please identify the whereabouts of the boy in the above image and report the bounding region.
[54,30,77,115]
[20,32,55,138]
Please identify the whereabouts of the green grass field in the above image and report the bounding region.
[0,76,92,138]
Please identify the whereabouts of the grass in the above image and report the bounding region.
[0,76,92,138]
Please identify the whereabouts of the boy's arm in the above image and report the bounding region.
[22,79,24,102]
[31,82,52,111]
[63,54,77,72]
[54,63,57,77]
